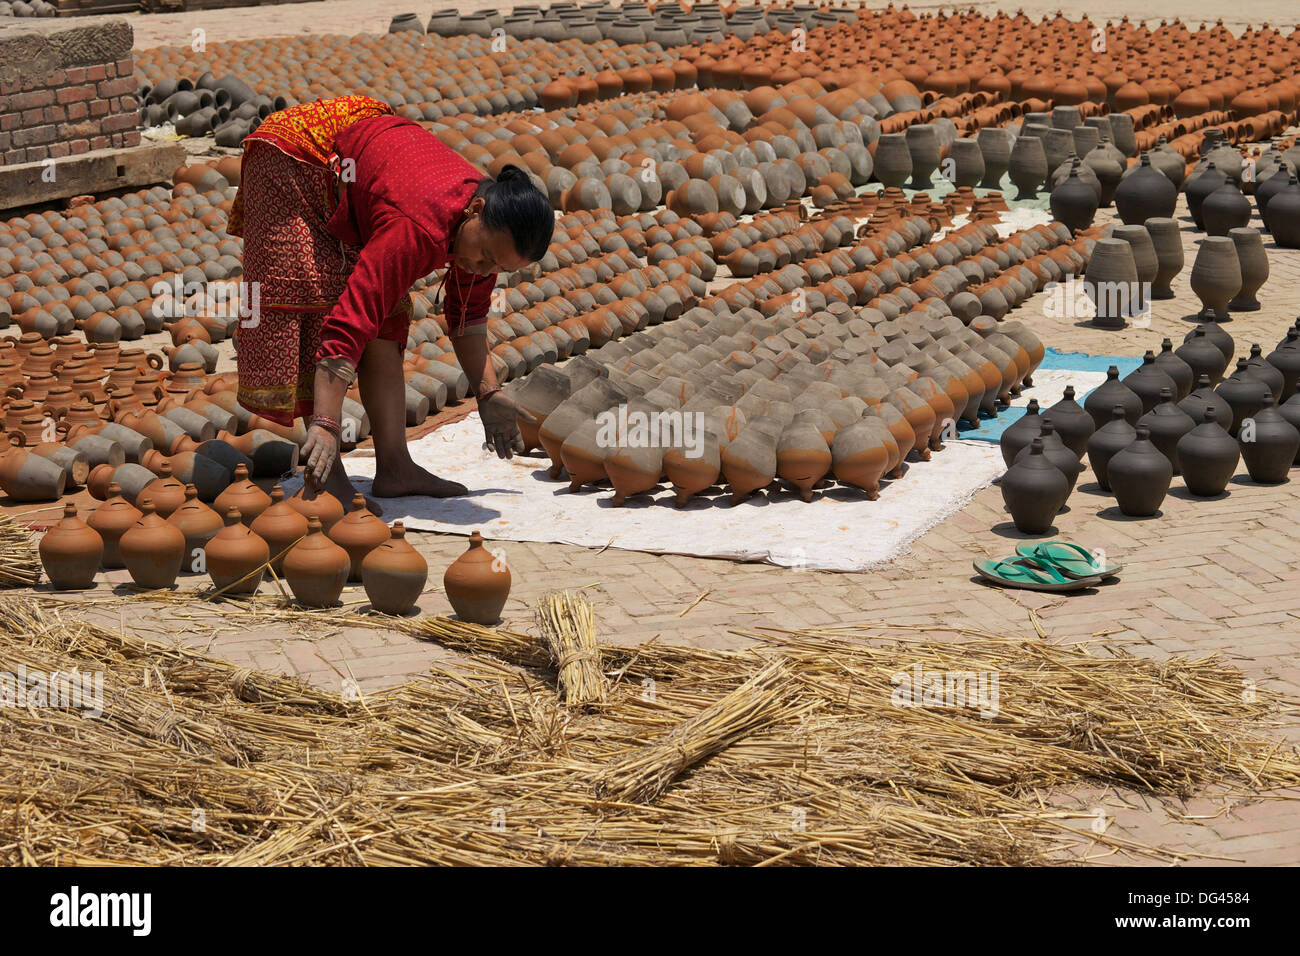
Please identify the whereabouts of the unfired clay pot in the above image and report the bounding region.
[206,507,270,595]
[167,484,223,572]
[443,530,511,624]
[1001,438,1067,534]
[1107,425,1172,517]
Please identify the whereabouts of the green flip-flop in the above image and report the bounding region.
[973,556,1103,592]
[1014,541,1122,580]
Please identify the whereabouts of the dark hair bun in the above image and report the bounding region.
[495,164,529,184]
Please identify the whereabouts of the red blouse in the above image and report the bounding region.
[319,115,496,369]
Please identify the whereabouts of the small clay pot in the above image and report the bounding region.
[1001,438,1068,534]
[1083,365,1143,428]
[166,483,223,572]
[214,463,271,525]
[1086,405,1137,492]
[329,493,391,581]
[362,522,428,615]
[250,484,309,573]
[119,497,186,590]
[39,503,103,590]
[1138,387,1196,474]
[206,507,270,595]
[1044,386,1094,457]
[282,516,350,608]
[1238,395,1300,484]
[1177,407,1240,496]
[1107,425,1172,517]
[87,481,141,568]
[443,530,511,624]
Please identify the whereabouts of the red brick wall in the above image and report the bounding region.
[0,37,140,166]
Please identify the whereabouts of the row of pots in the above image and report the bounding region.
[1000,318,1300,530]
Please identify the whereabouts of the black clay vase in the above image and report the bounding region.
[1050,165,1099,234]
[1084,364,1143,428]
[1185,161,1226,230]
[1176,407,1239,496]
[1277,395,1300,463]
[1216,360,1274,436]
[1153,338,1194,400]
[1002,438,1069,534]
[1137,386,1196,474]
[1114,153,1177,225]
[1122,351,1176,413]
[1107,425,1172,517]
[1045,385,1094,457]
[1175,326,1230,385]
[1265,328,1300,401]
[999,398,1042,467]
[1201,182,1252,237]
[1184,320,1234,367]
[1244,343,1284,403]
[1013,419,1082,495]
[1238,398,1300,484]
[1178,374,1234,427]
[1087,404,1137,492]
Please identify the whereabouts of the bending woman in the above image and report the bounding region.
[229,94,554,505]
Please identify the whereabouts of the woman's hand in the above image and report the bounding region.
[301,422,341,488]
[479,391,532,460]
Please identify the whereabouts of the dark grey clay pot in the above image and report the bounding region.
[1087,404,1137,492]
[1238,396,1300,484]
[1178,374,1234,427]
[999,398,1041,467]
[1084,365,1143,428]
[1137,387,1196,474]
[1013,419,1082,496]
[1001,438,1068,535]
[1107,425,1172,517]
[1122,351,1177,413]
[1177,406,1239,496]
[1045,385,1094,457]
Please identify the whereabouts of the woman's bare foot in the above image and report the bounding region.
[372,461,468,499]
[308,464,384,517]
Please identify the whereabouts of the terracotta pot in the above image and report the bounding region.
[249,484,309,573]
[166,483,223,572]
[213,463,272,525]
[0,434,67,502]
[1001,437,1068,534]
[443,530,511,624]
[328,493,391,581]
[206,507,270,595]
[361,522,428,615]
[119,498,186,590]
[87,481,141,568]
[140,460,188,518]
[282,516,350,608]
[39,503,103,590]
[1107,425,1173,517]
[830,417,893,499]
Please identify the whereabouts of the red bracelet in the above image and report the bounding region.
[312,415,342,436]
[477,386,503,403]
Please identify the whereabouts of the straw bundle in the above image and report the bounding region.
[3,597,1299,866]
[535,591,607,707]
[0,512,40,588]
[594,660,807,804]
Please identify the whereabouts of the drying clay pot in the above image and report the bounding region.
[206,507,270,595]
[1086,405,1137,492]
[443,530,511,624]
[1107,425,1172,517]
[39,503,103,590]
[250,484,309,573]
[288,487,344,533]
[119,497,186,589]
[283,516,350,608]
[166,484,223,573]
[362,522,428,615]
[87,481,141,569]
[1001,438,1068,534]
[1177,407,1240,496]
[215,464,272,525]
[329,493,391,581]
